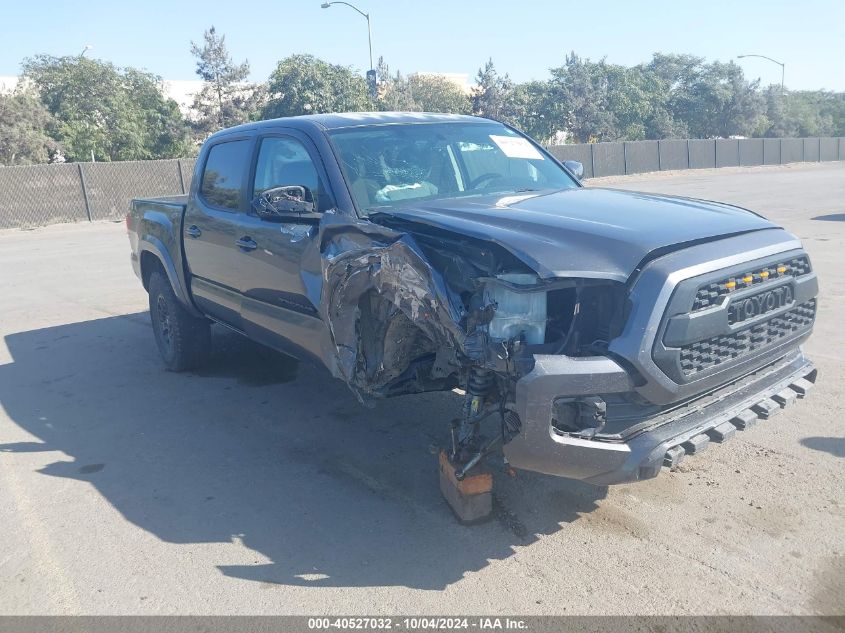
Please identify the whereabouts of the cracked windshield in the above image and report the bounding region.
[329,121,578,213]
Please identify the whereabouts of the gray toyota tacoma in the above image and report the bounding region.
[127,112,818,498]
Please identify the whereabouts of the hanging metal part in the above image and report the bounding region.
[449,418,460,460]
[502,409,521,439]
[467,367,495,397]
[455,434,502,480]
[454,367,496,460]
[580,396,608,439]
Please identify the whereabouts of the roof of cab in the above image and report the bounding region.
[207,112,489,140]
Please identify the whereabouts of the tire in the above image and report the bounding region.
[148,270,211,371]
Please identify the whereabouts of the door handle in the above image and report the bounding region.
[235,236,258,251]
[185,225,201,238]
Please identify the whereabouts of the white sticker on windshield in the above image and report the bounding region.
[489,135,544,160]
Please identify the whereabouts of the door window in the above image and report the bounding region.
[253,137,329,211]
[200,139,251,211]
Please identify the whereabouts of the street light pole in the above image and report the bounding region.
[320,1,373,71]
[737,54,785,95]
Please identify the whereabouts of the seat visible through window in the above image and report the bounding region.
[253,137,328,210]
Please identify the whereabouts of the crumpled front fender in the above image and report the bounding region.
[306,213,472,398]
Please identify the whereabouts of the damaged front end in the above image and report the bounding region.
[307,200,818,486]
[311,212,627,477]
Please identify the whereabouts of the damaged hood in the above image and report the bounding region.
[371,187,778,282]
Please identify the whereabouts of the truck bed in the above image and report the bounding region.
[132,194,189,210]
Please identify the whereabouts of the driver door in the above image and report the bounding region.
[233,132,334,363]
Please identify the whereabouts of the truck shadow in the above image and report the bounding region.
[800,436,845,458]
[0,313,606,590]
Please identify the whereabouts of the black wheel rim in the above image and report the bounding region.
[156,294,173,353]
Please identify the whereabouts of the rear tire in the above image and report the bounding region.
[148,270,210,371]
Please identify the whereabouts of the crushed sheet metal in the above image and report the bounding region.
[305,212,470,399]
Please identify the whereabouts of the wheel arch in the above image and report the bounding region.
[137,237,201,316]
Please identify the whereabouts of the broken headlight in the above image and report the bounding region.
[483,273,548,345]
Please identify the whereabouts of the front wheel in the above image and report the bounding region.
[148,270,210,371]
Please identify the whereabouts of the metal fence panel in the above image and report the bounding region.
[803,138,820,162]
[763,138,781,165]
[179,159,197,192]
[82,160,184,221]
[546,144,593,178]
[739,139,764,166]
[624,141,659,174]
[0,163,88,229]
[688,139,716,169]
[715,139,739,167]
[658,139,689,170]
[591,142,625,177]
[781,138,804,163]
[819,137,838,161]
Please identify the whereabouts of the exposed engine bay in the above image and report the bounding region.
[316,212,627,477]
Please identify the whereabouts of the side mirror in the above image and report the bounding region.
[563,160,584,180]
[252,185,319,221]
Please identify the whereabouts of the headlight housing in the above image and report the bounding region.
[484,273,548,344]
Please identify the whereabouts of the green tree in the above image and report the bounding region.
[377,72,418,111]
[548,53,616,142]
[607,65,687,140]
[376,67,471,114]
[765,90,845,137]
[647,53,704,93]
[507,80,558,142]
[406,74,471,114]
[756,85,790,137]
[649,54,764,138]
[0,89,59,165]
[472,59,514,121]
[545,54,689,142]
[190,26,261,136]
[262,54,372,119]
[827,93,845,136]
[22,55,191,161]
[124,68,195,157]
[686,62,763,137]
[375,58,418,111]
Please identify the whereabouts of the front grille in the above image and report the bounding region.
[691,255,811,312]
[679,300,816,376]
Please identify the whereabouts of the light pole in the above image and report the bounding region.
[320,1,375,96]
[737,54,785,95]
[77,44,95,162]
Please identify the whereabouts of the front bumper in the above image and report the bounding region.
[502,348,816,485]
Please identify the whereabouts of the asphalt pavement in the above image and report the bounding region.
[0,162,842,615]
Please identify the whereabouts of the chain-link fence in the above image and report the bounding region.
[1,137,843,230]
[0,158,196,229]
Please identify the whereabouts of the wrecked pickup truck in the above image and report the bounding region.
[127,112,818,497]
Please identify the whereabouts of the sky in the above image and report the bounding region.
[1,0,844,92]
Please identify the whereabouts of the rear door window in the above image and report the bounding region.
[200,139,251,211]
